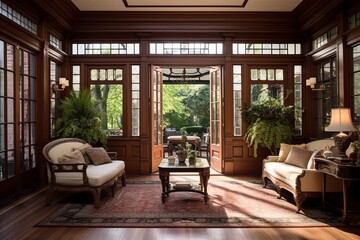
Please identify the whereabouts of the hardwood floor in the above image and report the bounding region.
[1,173,360,240]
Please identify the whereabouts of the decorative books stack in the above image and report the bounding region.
[173,182,192,190]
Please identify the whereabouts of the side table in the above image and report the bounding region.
[314,157,360,223]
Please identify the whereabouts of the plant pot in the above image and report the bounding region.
[189,156,196,165]
[176,150,187,163]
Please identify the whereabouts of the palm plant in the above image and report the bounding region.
[56,90,108,147]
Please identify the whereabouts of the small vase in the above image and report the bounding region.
[189,156,196,165]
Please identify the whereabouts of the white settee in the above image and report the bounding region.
[42,138,126,208]
[262,139,342,212]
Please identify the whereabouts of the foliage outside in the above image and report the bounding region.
[163,84,209,130]
[56,90,108,147]
[243,98,293,157]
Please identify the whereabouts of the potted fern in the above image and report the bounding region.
[243,98,293,157]
[56,90,108,147]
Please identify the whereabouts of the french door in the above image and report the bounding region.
[150,65,164,172]
[0,39,38,201]
[209,66,223,172]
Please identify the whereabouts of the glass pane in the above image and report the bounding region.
[7,72,13,98]
[276,69,284,80]
[354,72,360,95]
[0,40,3,68]
[251,84,284,104]
[0,125,4,151]
[90,84,123,136]
[8,150,15,177]
[0,70,3,96]
[7,45,14,70]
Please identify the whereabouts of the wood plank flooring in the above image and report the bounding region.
[1,174,360,240]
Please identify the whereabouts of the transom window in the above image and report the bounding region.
[49,34,62,50]
[233,43,301,55]
[149,42,223,55]
[313,27,338,50]
[72,43,140,55]
[349,11,360,29]
[251,68,284,81]
[250,68,285,104]
[0,0,37,34]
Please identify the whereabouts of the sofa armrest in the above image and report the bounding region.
[48,162,89,185]
[107,151,118,160]
[264,155,279,162]
[297,169,323,192]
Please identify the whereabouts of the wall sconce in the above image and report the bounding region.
[306,77,325,91]
[52,78,69,93]
[326,108,358,162]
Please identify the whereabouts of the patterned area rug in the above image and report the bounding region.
[37,180,360,228]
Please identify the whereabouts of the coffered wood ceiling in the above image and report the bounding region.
[71,0,303,12]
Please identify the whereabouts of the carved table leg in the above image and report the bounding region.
[159,171,169,203]
[200,168,210,203]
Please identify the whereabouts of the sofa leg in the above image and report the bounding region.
[263,178,267,188]
[121,172,127,187]
[91,188,101,209]
[294,192,305,213]
[111,180,117,196]
[277,190,283,199]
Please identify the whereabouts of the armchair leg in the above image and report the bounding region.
[111,180,117,196]
[91,188,101,209]
[121,172,127,186]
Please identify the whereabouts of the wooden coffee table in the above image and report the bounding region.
[158,158,210,203]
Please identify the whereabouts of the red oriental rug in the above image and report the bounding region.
[37,180,360,228]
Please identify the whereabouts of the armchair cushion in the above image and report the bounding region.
[284,146,313,168]
[57,149,85,164]
[54,160,125,187]
[86,147,112,165]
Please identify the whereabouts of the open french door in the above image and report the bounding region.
[209,66,223,173]
[150,65,164,172]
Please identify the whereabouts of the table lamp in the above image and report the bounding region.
[326,108,358,161]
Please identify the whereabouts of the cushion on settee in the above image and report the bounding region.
[73,143,92,164]
[57,149,85,164]
[284,146,313,168]
[85,147,112,165]
[278,143,306,162]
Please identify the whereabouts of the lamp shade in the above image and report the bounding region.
[306,77,316,86]
[59,78,69,87]
[326,108,358,132]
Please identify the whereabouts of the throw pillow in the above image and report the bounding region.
[284,146,314,169]
[278,143,306,162]
[57,149,86,164]
[73,143,92,164]
[85,147,112,165]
